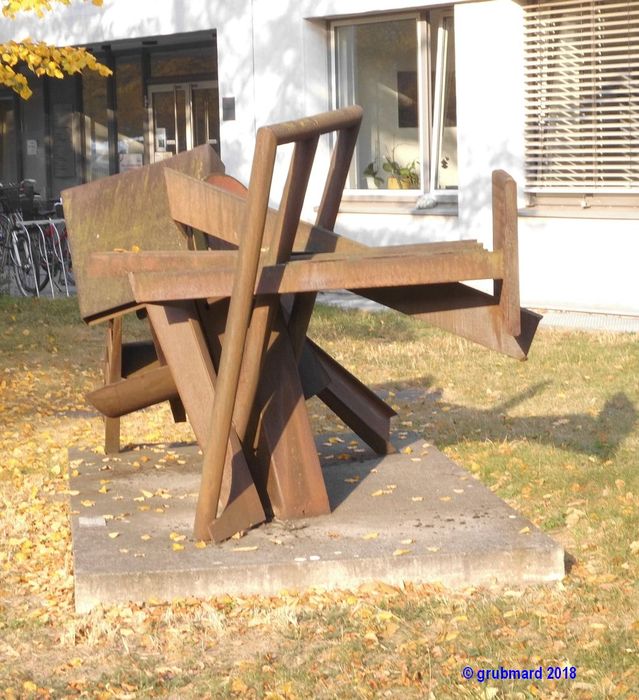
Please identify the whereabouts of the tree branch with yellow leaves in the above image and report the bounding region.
[0,0,110,99]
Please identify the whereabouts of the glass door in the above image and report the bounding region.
[148,82,219,163]
[192,84,220,152]
[0,96,18,182]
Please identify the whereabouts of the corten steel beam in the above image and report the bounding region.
[103,317,122,454]
[233,134,321,442]
[492,170,521,337]
[146,323,188,425]
[196,107,364,537]
[356,284,541,360]
[159,169,537,359]
[63,145,225,323]
[191,297,331,521]
[127,247,504,301]
[287,114,361,360]
[193,127,280,536]
[309,340,397,455]
[144,300,266,541]
[247,311,331,520]
[85,241,483,281]
[88,364,178,418]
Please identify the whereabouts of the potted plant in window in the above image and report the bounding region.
[363,161,383,189]
[383,153,420,189]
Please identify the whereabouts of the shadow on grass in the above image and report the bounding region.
[375,379,637,461]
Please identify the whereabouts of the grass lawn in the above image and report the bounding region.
[1,295,638,699]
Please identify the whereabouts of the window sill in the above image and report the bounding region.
[338,193,458,217]
[519,205,639,220]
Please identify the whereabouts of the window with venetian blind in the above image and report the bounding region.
[524,0,639,195]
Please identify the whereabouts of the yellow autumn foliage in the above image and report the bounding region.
[0,0,109,99]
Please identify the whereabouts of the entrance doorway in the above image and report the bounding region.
[148,82,220,162]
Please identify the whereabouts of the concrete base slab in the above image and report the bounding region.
[69,438,564,613]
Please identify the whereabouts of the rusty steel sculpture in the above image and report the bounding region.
[64,107,540,543]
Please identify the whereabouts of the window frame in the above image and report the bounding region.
[330,10,457,204]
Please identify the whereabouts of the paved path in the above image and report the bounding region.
[317,291,639,333]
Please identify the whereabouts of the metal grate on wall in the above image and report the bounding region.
[524,0,639,193]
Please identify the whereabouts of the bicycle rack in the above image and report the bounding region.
[18,217,72,298]
[0,180,72,298]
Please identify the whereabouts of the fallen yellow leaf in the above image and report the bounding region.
[362,532,379,540]
[377,610,393,621]
[393,548,411,557]
[231,678,249,694]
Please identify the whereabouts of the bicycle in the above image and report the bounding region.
[41,217,74,294]
[0,182,75,297]
[0,209,49,296]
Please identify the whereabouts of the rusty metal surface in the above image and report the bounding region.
[87,364,178,418]
[127,247,503,303]
[86,241,483,283]
[309,339,396,455]
[63,145,224,322]
[103,317,122,454]
[248,312,331,520]
[144,300,266,539]
[196,108,363,533]
[492,170,521,337]
[357,283,541,360]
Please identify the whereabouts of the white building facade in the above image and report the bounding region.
[1,0,637,314]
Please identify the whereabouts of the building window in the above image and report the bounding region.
[149,45,217,80]
[524,1,639,196]
[82,64,110,182]
[116,54,146,172]
[0,94,18,183]
[332,11,457,199]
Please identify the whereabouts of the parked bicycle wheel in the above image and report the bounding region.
[0,214,11,278]
[11,228,49,296]
[49,224,75,292]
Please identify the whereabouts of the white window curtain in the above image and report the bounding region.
[524,0,639,193]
